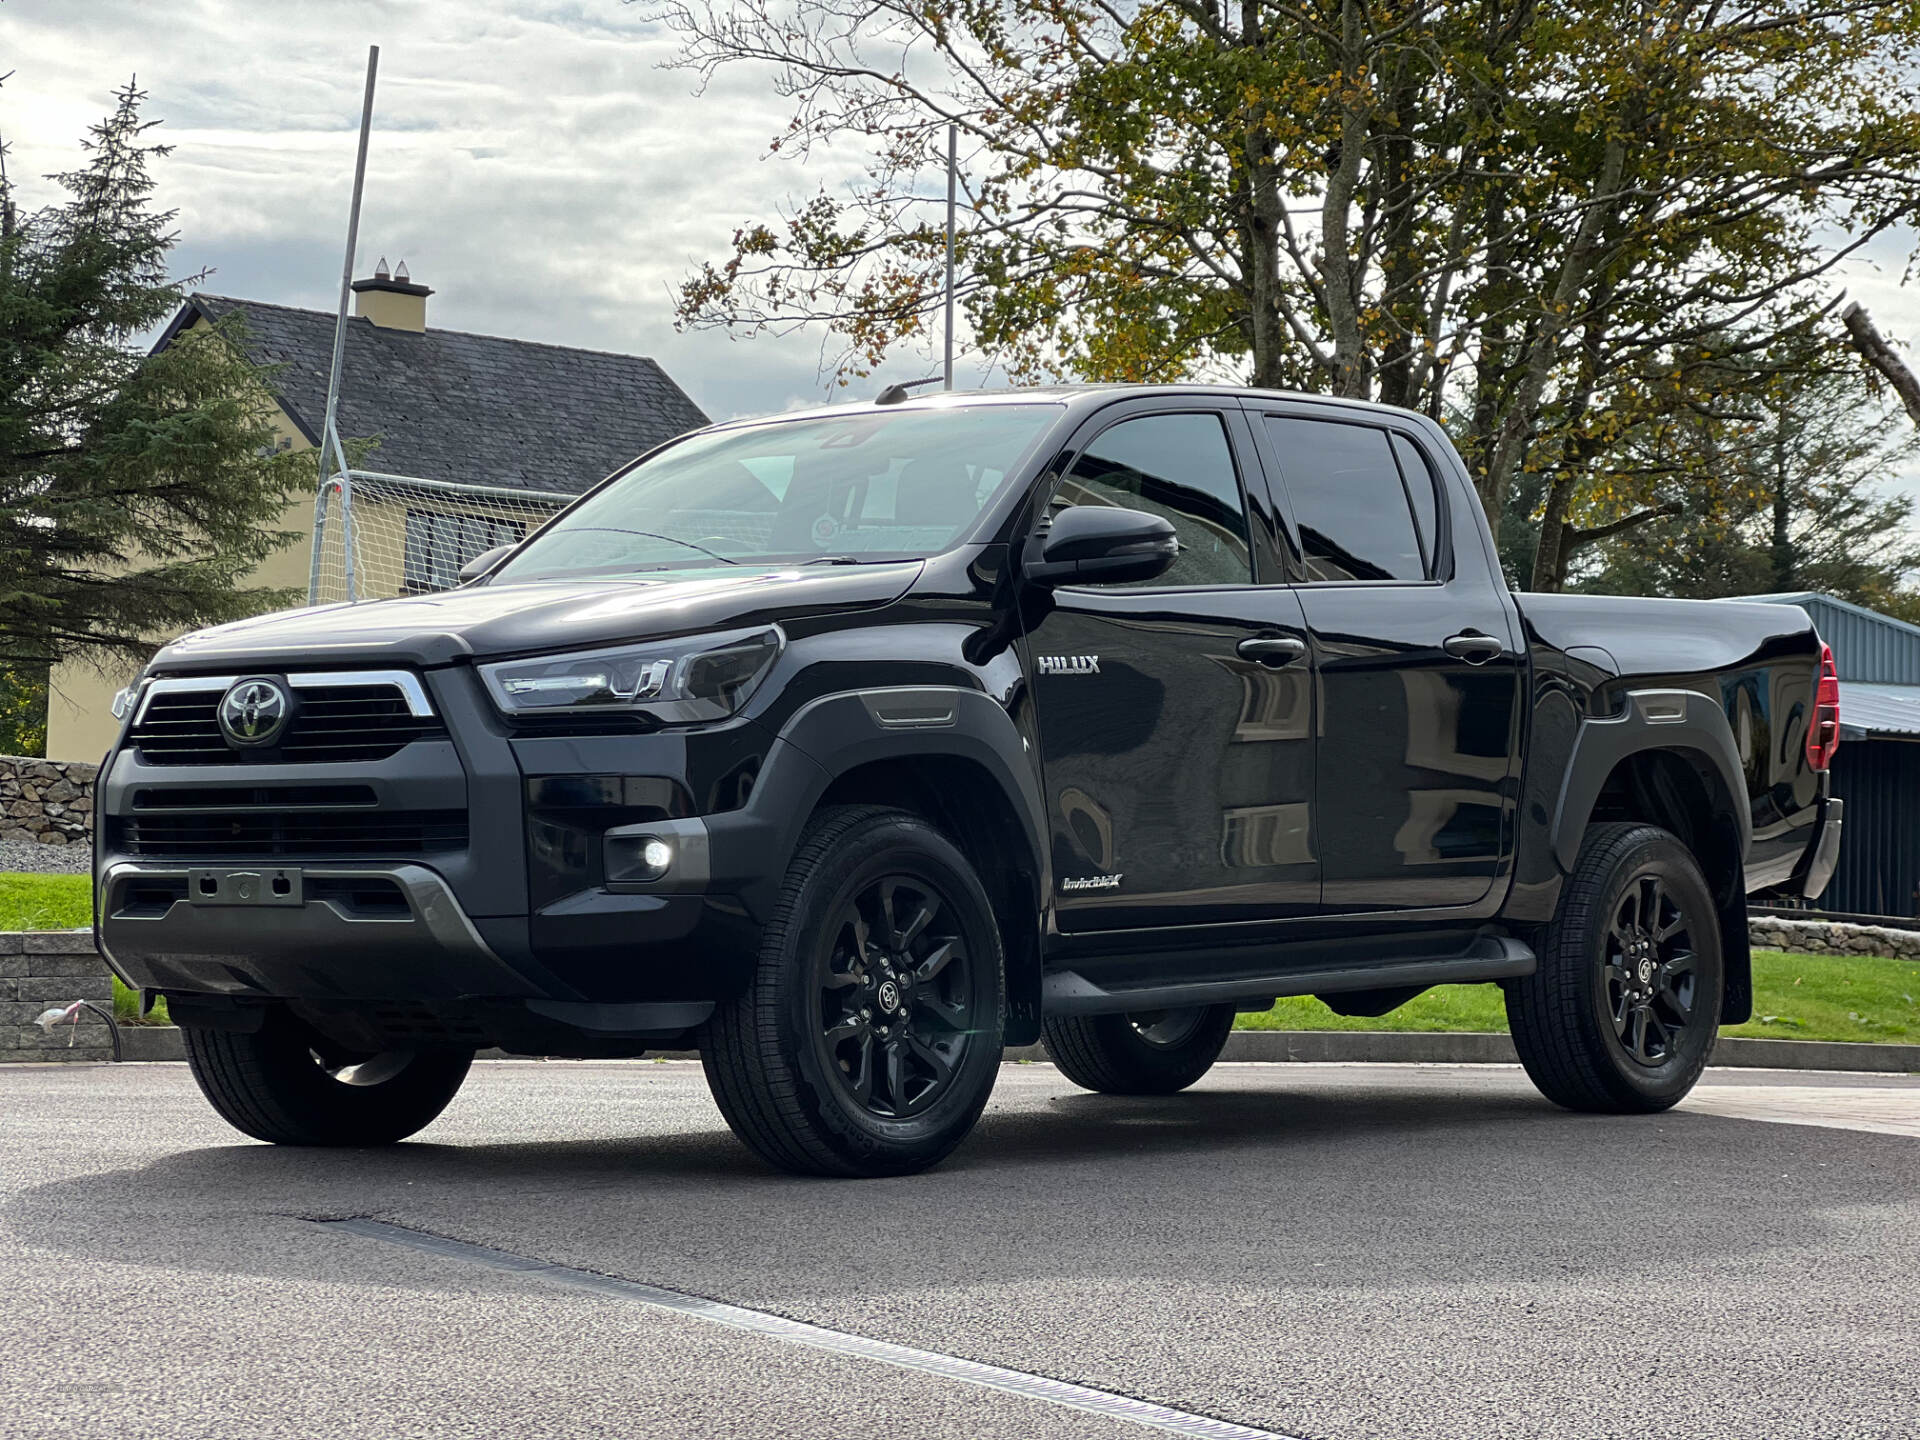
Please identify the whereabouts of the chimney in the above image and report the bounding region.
[351,257,432,332]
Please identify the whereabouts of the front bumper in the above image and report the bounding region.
[97,861,531,1002]
[95,859,721,1048]
[93,665,818,1038]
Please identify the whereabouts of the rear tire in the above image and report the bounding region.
[182,1008,473,1145]
[700,806,1005,1177]
[1042,1004,1235,1095]
[1506,822,1722,1114]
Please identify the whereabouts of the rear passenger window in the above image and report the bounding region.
[1054,413,1252,586]
[1264,417,1425,582]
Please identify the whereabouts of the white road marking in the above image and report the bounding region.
[325,1218,1300,1440]
[1681,1086,1920,1139]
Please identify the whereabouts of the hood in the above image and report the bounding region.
[151,562,924,672]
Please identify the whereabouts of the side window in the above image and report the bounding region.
[1053,413,1251,586]
[1264,417,1424,582]
[1389,432,1442,573]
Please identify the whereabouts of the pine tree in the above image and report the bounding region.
[0,81,306,679]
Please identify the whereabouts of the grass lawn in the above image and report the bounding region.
[4,872,1916,1044]
[0,872,90,930]
[1241,950,1920,1045]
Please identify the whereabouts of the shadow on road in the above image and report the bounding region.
[10,1068,1916,1312]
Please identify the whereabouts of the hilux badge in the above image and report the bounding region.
[1037,654,1100,676]
[218,679,290,747]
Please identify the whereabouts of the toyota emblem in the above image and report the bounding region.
[218,679,290,747]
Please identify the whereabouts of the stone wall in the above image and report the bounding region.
[1750,913,1920,961]
[0,754,96,847]
[0,929,113,1061]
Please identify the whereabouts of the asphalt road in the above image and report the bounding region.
[3,1059,1917,1440]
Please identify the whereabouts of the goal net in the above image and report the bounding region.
[309,471,571,606]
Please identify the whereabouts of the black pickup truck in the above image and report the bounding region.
[95,385,1843,1176]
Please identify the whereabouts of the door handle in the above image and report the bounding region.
[1237,635,1308,668]
[1443,631,1505,665]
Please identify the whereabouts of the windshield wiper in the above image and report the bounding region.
[569,527,742,566]
[803,555,867,566]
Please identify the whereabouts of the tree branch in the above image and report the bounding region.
[1841,302,1920,427]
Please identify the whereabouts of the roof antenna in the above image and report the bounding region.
[875,376,943,405]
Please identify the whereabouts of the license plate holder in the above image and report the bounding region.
[187,867,304,907]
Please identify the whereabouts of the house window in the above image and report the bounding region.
[404,510,525,592]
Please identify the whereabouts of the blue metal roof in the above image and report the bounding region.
[1837,681,1920,739]
[1743,593,1920,685]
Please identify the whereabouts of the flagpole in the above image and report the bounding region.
[309,44,379,604]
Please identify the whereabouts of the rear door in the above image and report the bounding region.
[1023,401,1319,932]
[1247,407,1523,913]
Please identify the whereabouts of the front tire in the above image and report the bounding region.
[1507,822,1723,1113]
[182,1008,474,1145]
[700,806,1005,1177]
[1042,1005,1235,1095]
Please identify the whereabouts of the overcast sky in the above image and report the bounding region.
[7,0,1920,445]
[3,0,967,422]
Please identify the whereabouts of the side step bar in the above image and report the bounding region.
[1041,937,1536,1017]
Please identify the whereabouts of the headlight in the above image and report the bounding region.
[479,626,783,725]
[111,668,152,723]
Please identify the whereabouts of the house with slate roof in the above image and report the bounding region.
[45,265,710,760]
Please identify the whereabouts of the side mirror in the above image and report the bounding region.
[1023,505,1178,586]
[458,544,515,585]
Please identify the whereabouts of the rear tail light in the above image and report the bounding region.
[1806,642,1840,772]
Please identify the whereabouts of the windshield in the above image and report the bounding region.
[494,404,1061,582]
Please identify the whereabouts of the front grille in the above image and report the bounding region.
[115,809,468,860]
[131,785,378,810]
[130,681,447,765]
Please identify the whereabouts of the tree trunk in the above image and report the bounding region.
[1238,1,1287,390]
[1531,478,1574,591]
[1317,0,1374,399]
[1842,302,1920,427]
[1373,66,1421,411]
[1769,423,1794,589]
[1483,136,1630,559]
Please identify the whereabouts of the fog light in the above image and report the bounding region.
[606,831,675,884]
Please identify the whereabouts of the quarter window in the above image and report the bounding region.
[1264,417,1426,583]
[1390,432,1442,573]
[1053,413,1252,586]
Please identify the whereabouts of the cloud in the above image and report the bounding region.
[1,0,964,422]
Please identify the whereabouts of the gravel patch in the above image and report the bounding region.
[0,839,91,875]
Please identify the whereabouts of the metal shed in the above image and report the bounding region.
[1747,593,1920,917]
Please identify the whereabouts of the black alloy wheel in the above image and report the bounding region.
[1603,872,1700,1067]
[700,805,1005,1177]
[817,875,981,1119]
[1126,1008,1209,1049]
[1506,822,1723,1113]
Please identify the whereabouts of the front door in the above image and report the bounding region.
[1024,405,1319,932]
[1249,409,1524,913]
